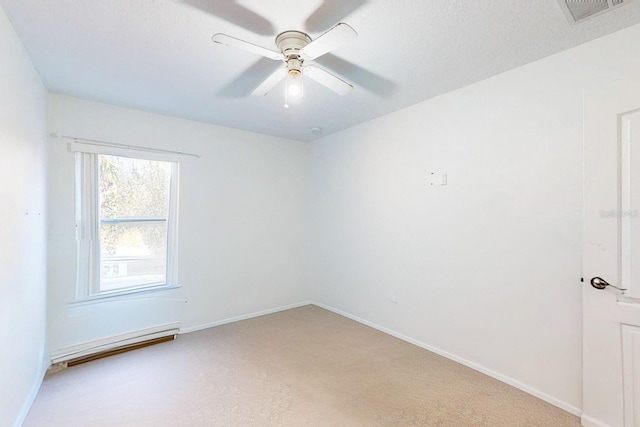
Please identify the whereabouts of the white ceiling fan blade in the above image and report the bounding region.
[212,33,284,61]
[304,65,353,95]
[299,23,357,60]
[252,67,288,96]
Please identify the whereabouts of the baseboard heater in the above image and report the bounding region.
[66,334,176,366]
[50,323,180,368]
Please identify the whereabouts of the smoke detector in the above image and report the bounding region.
[557,0,630,23]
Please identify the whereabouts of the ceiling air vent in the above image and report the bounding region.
[557,0,631,23]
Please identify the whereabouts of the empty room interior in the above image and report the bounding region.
[4,1,640,426]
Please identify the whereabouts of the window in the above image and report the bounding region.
[75,149,179,298]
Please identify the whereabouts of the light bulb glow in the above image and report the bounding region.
[286,71,303,98]
[283,68,303,109]
[288,81,302,97]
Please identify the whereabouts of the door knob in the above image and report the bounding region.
[590,277,627,292]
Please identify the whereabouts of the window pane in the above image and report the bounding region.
[99,221,167,291]
[99,155,171,219]
[98,154,172,293]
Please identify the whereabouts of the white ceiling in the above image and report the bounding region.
[2,0,640,141]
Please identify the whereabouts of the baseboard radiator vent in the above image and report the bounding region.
[49,323,180,370]
[69,334,176,367]
[557,0,631,23]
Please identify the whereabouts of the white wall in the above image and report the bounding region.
[306,23,640,413]
[47,95,308,354]
[28,15,640,422]
[0,6,49,427]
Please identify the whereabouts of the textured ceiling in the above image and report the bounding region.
[2,0,640,141]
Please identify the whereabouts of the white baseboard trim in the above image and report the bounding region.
[14,352,49,427]
[179,301,313,334]
[311,301,583,418]
[581,414,611,427]
[50,322,181,364]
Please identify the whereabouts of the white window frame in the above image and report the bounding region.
[72,141,180,300]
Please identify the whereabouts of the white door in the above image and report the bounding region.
[583,78,640,427]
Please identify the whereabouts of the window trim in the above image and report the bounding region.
[73,144,180,301]
[70,284,182,307]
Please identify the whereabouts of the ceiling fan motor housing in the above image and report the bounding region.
[276,31,311,67]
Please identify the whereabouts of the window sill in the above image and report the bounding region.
[70,284,182,307]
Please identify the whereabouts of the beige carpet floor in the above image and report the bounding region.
[24,305,579,426]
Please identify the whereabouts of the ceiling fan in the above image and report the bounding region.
[212,23,357,107]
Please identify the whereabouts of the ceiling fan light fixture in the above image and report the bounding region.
[284,72,303,108]
[287,69,303,97]
[284,61,303,108]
